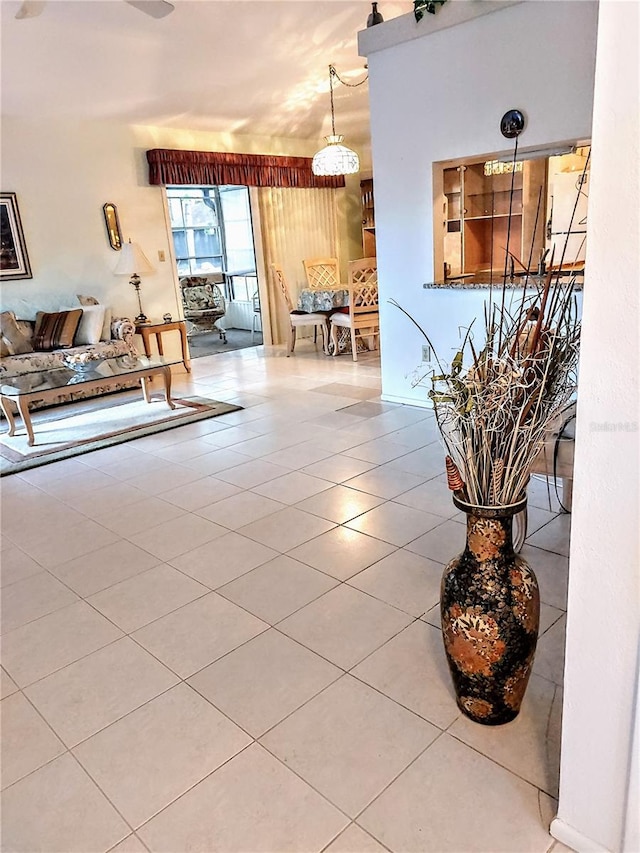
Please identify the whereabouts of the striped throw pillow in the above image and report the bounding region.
[33,309,83,351]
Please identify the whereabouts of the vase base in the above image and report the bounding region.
[457,697,521,726]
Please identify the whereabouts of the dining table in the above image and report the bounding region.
[296,286,349,313]
[296,286,349,354]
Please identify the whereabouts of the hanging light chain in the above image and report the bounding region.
[329,64,369,89]
[327,64,368,139]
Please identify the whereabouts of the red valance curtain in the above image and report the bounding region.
[147,149,345,189]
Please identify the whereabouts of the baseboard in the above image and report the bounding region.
[380,392,433,409]
[550,818,613,853]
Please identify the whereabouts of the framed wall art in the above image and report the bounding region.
[0,193,32,281]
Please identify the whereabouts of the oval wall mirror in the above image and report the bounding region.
[103,202,122,250]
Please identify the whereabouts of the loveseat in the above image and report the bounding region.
[1,303,138,412]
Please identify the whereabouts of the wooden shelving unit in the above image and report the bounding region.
[441,158,546,282]
[360,178,376,257]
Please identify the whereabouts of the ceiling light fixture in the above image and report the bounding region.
[312,65,367,178]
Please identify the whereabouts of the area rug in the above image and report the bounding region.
[0,392,242,476]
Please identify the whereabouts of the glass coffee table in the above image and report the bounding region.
[0,355,179,446]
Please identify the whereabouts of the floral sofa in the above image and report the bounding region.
[0,313,138,412]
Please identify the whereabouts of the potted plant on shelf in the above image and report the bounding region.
[392,262,581,725]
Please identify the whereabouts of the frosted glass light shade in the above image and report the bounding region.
[113,240,154,276]
[312,135,360,177]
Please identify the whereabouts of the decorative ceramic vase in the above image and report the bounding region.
[367,2,384,26]
[440,494,540,725]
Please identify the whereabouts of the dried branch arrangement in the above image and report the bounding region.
[393,268,581,506]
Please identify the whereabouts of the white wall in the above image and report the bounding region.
[359,0,598,405]
[550,2,640,851]
[1,117,363,362]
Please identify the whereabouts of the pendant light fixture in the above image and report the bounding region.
[312,65,361,177]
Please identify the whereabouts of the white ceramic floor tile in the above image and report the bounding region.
[358,733,555,852]
[0,753,129,853]
[17,519,119,569]
[393,477,459,519]
[388,418,441,450]
[344,467,427,500]
[449,674,562,796]
[1,572,79,634]
[91,496,186,538]
[0,666,19,699]
[74,683,251,828]
[87,564,209,633]
[127,513,227,561]
[0,546,45,588]
[158,476,242,511]
[144,436,223,464]
[527,506,561,535]
[189,629,341,737]
[50,539,161,597]
[0,350,575,853]
[218,554,338,624]
[540,602,565,635]
[33,467,118,502]
[238,506,336,552]
[120,461,204,496]
[348,549,442,617]
[1,601,123,687]
[62,481,149,518]
[170,531,278,589]
[405,518,466,564]
[521,545,569,610]
[346,502,444,547]
[278,584,412,669]
[132,592,268,678]
[138,744,348,853]
[288,526,395,581]
[343,438,411,465]
[323,824,388,853]
[252,470,334,504]
[295,485,384,524]
[196,490,285,529]
[202,424,262,449]
[301,454,377,484]
[25,637,178,747]
[527,475,565,513]
[107,834,148,853]
[533,615,566,685]
[352,620,458,730]
[216,458,292,489]
[261,675,439,817]
[0,692,66,789]
[385,444,445,479]
[259,442,335,472]
[527,513,571,556]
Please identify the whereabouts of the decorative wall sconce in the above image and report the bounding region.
[103,202,123,251]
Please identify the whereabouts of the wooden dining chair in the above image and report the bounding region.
[270,264,327,356]
[329,258,379,362]
[302,257,340,290]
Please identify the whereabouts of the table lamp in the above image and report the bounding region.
[113,239,154,325]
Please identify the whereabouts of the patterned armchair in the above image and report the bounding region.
[179,276,227,343]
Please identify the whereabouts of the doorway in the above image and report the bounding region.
[166,185,263,358]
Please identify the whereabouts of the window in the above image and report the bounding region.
[166,185,256,279]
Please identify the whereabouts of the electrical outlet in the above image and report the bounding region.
[422,344,432,362]
[158,250,166,262]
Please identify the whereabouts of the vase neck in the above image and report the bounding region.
[464,511,515,562]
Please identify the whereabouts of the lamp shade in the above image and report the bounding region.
[312,135,360,177]
[113,240,154,276]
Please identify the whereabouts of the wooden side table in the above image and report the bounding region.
[135,320,191,373]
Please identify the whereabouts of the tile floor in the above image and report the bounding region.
[0,343,571,853]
